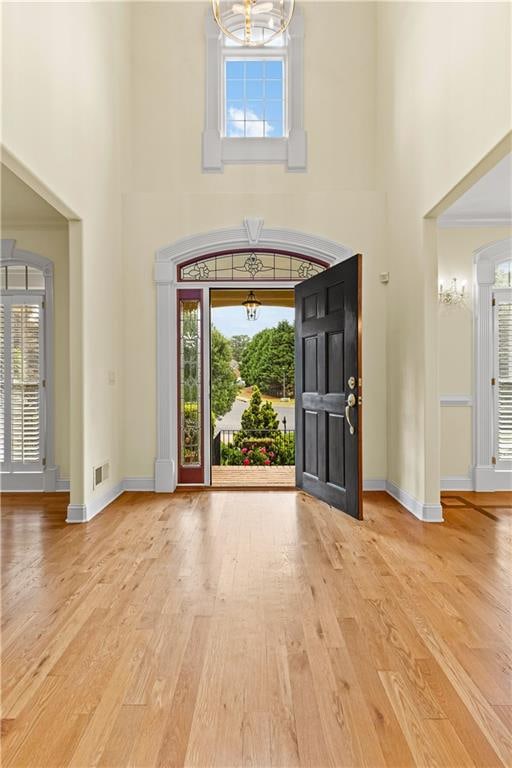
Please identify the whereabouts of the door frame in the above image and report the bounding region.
[154,220,354,492]
[474,237,512,490]
[0,240,58,491]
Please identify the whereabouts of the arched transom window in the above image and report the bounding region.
[178,250,327,282]
[495,259,512,287]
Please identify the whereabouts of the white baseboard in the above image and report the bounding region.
[363,479,386,491]
[63,476,445,525]
[0,466,69,492]
[441,474,474,491]
[385,480,444,523]
[473,465,512,491]
[66,504,88,523]
[66,481,124,524]
[123,476,155,491]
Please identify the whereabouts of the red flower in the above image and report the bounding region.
[243,458,250,466]
[241,447,248,454]
[264,459,271,465]
[260,447,267,453]
[269,452,275,458]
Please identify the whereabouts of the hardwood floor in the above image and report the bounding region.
[1,489,511,767]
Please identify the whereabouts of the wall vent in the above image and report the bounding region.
[93,461,110,489]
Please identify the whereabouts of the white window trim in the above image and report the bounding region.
[202,7,306,172]
[474,237,512,491]
[0,239,59,491]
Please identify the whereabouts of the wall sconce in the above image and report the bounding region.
[439,277,466,306]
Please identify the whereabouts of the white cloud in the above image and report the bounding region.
[227,106,274,137]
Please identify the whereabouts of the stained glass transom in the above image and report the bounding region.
[179,251,326,282]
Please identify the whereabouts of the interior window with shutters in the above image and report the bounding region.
[495,289,512,467]
[0,292,44,472]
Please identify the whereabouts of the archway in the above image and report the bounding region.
[154,219,354,491]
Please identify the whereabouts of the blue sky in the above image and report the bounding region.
[211,305,294,338]
[225,59,284,138]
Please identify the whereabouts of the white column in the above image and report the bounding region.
[154,264,177,492]
[474,257,495,490]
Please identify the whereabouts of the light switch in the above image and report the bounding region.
[108,370,116,386]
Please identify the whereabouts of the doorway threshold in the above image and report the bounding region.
[211,466,295,488]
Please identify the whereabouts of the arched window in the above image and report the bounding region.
[495,259,512,287]
[178,249,327,282]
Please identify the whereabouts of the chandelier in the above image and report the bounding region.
[212,0,295,47]
[242,290,262,320]
[438,277,466,306]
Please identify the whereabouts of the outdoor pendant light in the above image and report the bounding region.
[242,290,262,320]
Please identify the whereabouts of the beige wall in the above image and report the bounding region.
[438,226,511,479]
[2,1,510,508]
[1,226,70,479]
[377,1,511,503]
[124,1,388,482]
[2,1,131,506]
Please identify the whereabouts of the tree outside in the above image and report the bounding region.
[240,320,294,398]
[210,306,295,467]
[210,326,239,419]
[230,334,250,364]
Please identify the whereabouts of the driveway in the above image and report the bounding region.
[215,396,295,434]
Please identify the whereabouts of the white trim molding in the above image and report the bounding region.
[154,220,354,493]
[1,240,59,491]
[202,8,306,172]
[440,395,473,407]
[66,481,124,524]
[385,481,444,523]
[441,475,474,491]
[473,238,512,491]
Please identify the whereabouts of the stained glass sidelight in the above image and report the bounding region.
[179,251,327,282]
[179,297,202,469]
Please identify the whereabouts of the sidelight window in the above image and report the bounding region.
[178,291,203,483]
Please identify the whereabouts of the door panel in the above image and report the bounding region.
[295,254,362,519]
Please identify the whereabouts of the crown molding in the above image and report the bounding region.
[437,216,512,229]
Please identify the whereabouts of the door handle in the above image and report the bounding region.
[345,393,356,435]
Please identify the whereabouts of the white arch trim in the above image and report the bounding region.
[153,220,355,492]
[474,236,512,490]
[1,239,59,491]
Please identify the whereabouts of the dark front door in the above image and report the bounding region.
[295,254,362,519]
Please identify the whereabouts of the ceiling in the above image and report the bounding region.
[438,153,512,227]
[210,288,294,308]
[1,166,65,225]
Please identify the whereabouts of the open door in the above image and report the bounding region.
[295,254,362,519]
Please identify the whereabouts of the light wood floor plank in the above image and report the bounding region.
[1,489,510,767]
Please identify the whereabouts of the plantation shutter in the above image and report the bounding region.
[496,295,512,465]
[0,296,43,471]
[0,303,4,464]
[11,303,42,464]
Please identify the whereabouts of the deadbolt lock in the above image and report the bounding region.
[348,376,356,390]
